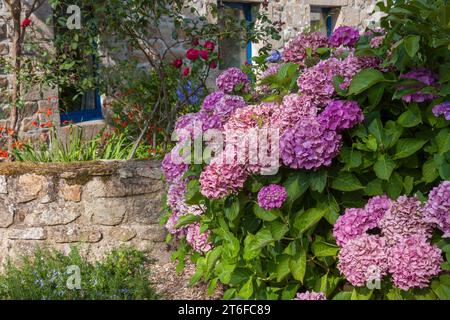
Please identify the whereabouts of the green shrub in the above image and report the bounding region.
[0,247,159,300]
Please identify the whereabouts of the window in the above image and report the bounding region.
[219,2,253,69]
[56,5,103,124]
[310,6,340,37]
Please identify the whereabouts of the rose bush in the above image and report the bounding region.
[161,0,449,300]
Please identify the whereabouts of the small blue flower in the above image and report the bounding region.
[265,50,282,63]
[176,81,203,105]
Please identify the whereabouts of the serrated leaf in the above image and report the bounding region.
[312,241,339,257]
[309,169,327,192]
[348,69,385,95]
[331,172,364,191]
[268,220,289,241]
[276,255,291,282]
[294,208,325,233]
[254,205,281,221]
[393,138,427,159]
[289,249,306,283]
[404,35,420,57]
[175,214,202,228]
[374,154,396,180]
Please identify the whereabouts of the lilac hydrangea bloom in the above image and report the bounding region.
[318,100,364,131]
[423,181,450,237]
[329,26,360,47]
[186,223,213,253]
[294,291,326,300]
[167,180,187,209]
[432,102,450,121]
[174,111,223,141]
[282,32,328,65]
[162,151,188,183]
[276,94,318,133]
[399,68,438,103]
[370,36,385,48]
[280,117,342,170]
[364,195,392,226]
[337,234,389,287]
[165,202,204,236]
[201,91,225,113]
[379,196,433,246]
[257,184,287,210]
[388,235,442,290]
[216,67,249,94]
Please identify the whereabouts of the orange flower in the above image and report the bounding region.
[46,108,53,116]
[7,128,15,136]
[31,121,39,127]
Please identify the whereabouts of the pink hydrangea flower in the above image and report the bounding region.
[423,181,450,237]
[275,94,318,133]
[318,100,364,131]
[282,32,328,65]
[379,196,433,246]
[364,195,392,226]
[280,117,342,170]
[370,36,385,48]
[294,291,326,300]
[257,184,287,210]
[399,68,438,103]
[201,91,225,113]
[337,235,389,287]
[216,67,249,93]
[329,26,360,47]
[388,235,443,290]
[167,180,187,210]
[186,223,213,253]
[199,159,248,199]
[165,202,204,236]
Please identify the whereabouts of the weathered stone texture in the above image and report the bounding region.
[0,160,168,266]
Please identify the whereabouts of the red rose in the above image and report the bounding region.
[172,58,183,69]
[182,67,190,77]
[191,38,200,46]
[204,41,215,51]
[199,50,209,60]
[186,48,199,61]
[21,18,32,28]
[209,61,218,69]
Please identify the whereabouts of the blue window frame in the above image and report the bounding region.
[220,2,253,67]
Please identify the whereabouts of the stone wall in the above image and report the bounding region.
[0,160,169,268]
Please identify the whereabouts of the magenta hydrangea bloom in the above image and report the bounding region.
[333,208,373,247]
[337,235,389,287]
[174,111,222,141]
[423,181,450,237]
[294,291,326,300]
[280,117,342,170]
[388,235,443,290]
[364,195,392,226]
[186,223,213,253]
[329,26,360,47]
[216,67,249,94]
[199,160,248,199]
[432,102,450,121]
[257,184,287,210]
[212,95,247,124]
[333,195,391,246]
[161,151,188,183]
[201,91,225,113]
[399,68,438,103]
[379,196,433,246]
[165,202,204,236]
[318,100,364,131]
[282,32,328,65]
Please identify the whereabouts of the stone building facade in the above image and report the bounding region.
[0,0,380,140]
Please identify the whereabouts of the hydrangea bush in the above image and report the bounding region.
[161,0,449,300]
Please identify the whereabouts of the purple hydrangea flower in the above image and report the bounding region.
[329,26,360,47]
[318,100,364,131]
[162,151,188,183]
[388,235,442,290]
[167,180,188,210]
[379,196,433,246]
[216,67,249,94]
[432,102,450,121]
[201,91,225,113]
[338,234,389,287]
[280,117,342,170]
[294,291,326,300]
[399,68,438,103]
[276,94,318,133]
[370,36,385,48]
[257,184,287,210]
[423,181,450,237]
[364,195,392,226]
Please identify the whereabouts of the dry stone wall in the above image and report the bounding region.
[0,160,169,268]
